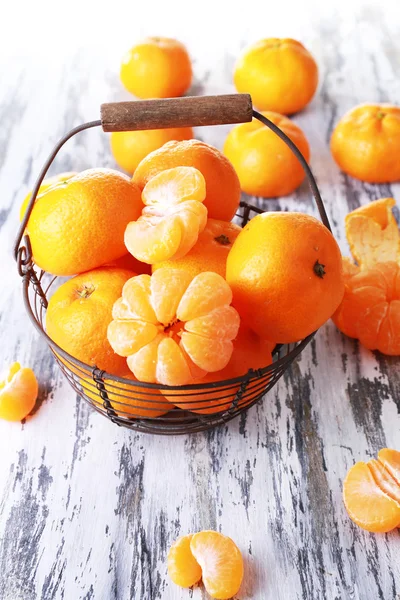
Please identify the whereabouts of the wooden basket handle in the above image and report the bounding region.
[100,94,253,132]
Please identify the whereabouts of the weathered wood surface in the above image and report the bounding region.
[1,3,400,599]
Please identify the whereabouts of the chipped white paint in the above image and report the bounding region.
[1,2,400,599]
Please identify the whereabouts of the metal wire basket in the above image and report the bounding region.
[14,94,331,435]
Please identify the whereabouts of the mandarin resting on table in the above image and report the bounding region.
[107,269,240,386]
[110,127,193,174]
[46,267,135,376]
[223,111,310,197]
[234,38,318,114]
[20,171,76,222]
[226,212,344,343]
[26,168,143,276]
[152,218,242,279]
[0,363,38,422]
[125,166,207,265]
[343,448,400,532]
[163,324,274,414]
[167,534,202,588]
[330,104,400,182]
[133,139,241,221]
[120,37,192,99]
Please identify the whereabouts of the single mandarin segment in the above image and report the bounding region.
[343,449,400,533]
[330,104,400,182]
[110,127,193,174]
[226,212,344,343]
[26,168,143,276]
[107,269,240,386]
[234,38,318,114]
[163,324,274,414]
[224,111,310,197]
[0,363,38,422]
[20,171,77,221]
[190,531,244,599]
[125,166,207,265]
[133,139,241,221]
[152,219,242,279]
[120,37,192,98]
[167,534,202,588]
[46,267,136,377]
[345,198,400,268]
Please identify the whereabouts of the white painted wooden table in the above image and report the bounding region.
[1,2,400,598]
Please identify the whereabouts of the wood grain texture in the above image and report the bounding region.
[1,2,400,599]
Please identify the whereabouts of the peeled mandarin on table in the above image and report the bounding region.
[234,38,318,114]
[46,267,135,377]
[20,171,77,221]
[226,212,344,343]
[26,168,143,276]
[330,104,400,182]
[120,37,192,99]
[125,166,207,265]
[110,127,193,174]
[343,448,400,533]
[107,269,240,386]
[224,111,310,197]
[152,218,242,279]
[133,139,241,222]
[0,363,38,422]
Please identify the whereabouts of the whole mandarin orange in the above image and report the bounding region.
[152,218,242,279]
[331,104,400,182]
[223,111,310,197]
[226,212,344,343]
[26,168,143,276]
[46,267,135,376]
[133,140,241,221]
[234,38,318,114]
[20,172,76,222]
[110,127,193,174]
[120,37,192,99]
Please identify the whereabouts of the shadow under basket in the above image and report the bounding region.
[15,94,330,435]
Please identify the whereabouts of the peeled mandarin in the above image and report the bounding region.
[0,363,38,422]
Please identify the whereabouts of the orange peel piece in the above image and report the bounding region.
[0,363,38,421]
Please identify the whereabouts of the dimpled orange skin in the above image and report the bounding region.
[0,363,38,422]
[226,212,344,343]
[110,127,193,175]
[152,219,242,279]
[223,112,310,197]
[331,104,400,183]
[20,172,77,222]
[234,38,318,114]
[46,267,135,376]
[120,37,192,99]
[27,169,143,276]
[133,140,241,222]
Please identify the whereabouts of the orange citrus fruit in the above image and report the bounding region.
[0,363,38,422]
[152,218,241,279]
[27,168,143,276]
[343,449,400,533]
[190,531,244,599]
[224,111,310,197]
[107,253,151,275]
[133,140,241,221]
[167,534,202,588]
[125,166,207,265]
[20,171,76,221]
[46,267,135,376]
[226,212,344,343]
[107,269,240,386]
[234,38,318,114]
[110,127,193,174]
[120,37,192,99]
[331,104,400,182]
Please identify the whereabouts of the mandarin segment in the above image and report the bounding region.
[0,363,39,422]
[190,531,244,600]
[368,459,400,505]
[378,449,400,486]
[167,534,202,588]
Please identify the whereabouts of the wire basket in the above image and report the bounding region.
[14,94,331,435]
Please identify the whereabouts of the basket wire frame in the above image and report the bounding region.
[15,108,327,435]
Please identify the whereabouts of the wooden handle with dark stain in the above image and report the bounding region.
[100,94,253,132]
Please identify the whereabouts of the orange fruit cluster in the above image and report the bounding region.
[343,448,400,533]
[333,198,400,355]
[167,530,244,599]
